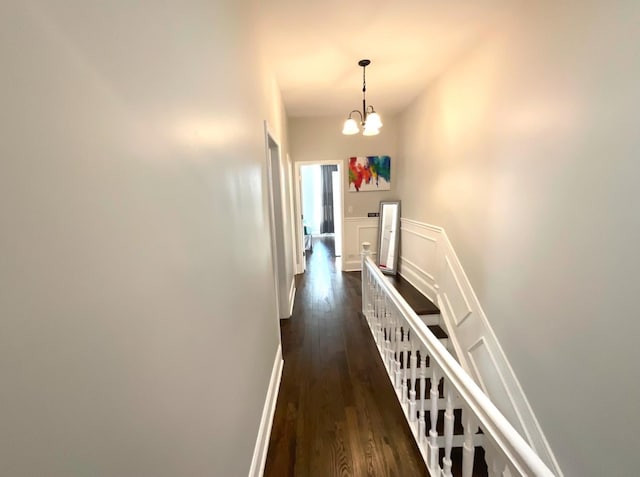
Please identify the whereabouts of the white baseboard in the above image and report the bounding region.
[248,344,283,477]
[342,252,377,272]
[342,259,362,272]
[286,279,296,318]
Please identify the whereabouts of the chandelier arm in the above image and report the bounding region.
[349,109,364,124]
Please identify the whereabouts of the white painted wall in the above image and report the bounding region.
[396,2,640,476]
[0,2,288,476]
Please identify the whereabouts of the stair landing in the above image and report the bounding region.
[386,274,447,339]
[386,274,439,316]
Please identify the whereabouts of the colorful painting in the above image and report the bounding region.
[348,156,391,192]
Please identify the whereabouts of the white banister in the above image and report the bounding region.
[360,244,555,477]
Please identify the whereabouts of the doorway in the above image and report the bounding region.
[294,161,343,274]
[265,124,289,318]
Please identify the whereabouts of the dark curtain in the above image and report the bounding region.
[320,165,338,234]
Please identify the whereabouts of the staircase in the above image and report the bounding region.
[361,244,555,477]
[386,274,450,350]
[386,274,488,476]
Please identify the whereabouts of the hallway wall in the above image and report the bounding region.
[396,2,640,476]
[290,116,399,218]
[290,116,399,271]
[0,2,287,476]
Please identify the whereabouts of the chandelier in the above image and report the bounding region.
[342,59,383,136]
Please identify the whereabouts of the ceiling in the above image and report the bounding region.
[257,0,510,118]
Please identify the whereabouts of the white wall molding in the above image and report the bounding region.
[398,218,563,476]
[397,256,438,301]
[248,345,284,477]
[343,217,378,271]
[442,256,472,326]
[286,278,296,319]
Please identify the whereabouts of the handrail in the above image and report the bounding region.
[360,246,554,476]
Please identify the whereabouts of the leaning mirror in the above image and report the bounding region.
[377,200,400,275]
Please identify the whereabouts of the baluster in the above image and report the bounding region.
[381,306,387,365]
[428,364,440,471]
[375,289,382,350]
[360,243,370,321]
[377,298,384,351]
[373,281,379,321]
[376,309,383,349]
[403,328,410,405]
[487,449,507,477]
[462,408,477,477]
[395,324,403,393]
[374,284,382,347]
[365,272,374,324]
[390,313,397,378]
[442,380,454,477]
[378,294,387,354]
[408,337,418,425]
[418,348,427,445]
[400,326,408,406]
[384,305,393,372]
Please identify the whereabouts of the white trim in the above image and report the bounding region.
[293,160,344,276]
[442,256,472,326]
[397,257,437,301]
[286,156,299,277]
[286,278,296,318]
[342,252,377,272]
[248,344,284,477]
[401,217,443,233]
[293,161,305,275]
[264,122,283,318]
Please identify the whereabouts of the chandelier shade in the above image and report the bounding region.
[342,116,360,135]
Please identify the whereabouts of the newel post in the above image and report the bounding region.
[361,242,372,319]
[361,241,372,264]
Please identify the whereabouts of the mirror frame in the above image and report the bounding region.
[377,200,401,275]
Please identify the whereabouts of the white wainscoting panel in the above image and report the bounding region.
[398,221,439,302]
[343,217,378,271]
[397,218,562,476]
[467,337,527,440]
[441,257,472,326]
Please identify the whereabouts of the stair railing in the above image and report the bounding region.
[360,243,555,477]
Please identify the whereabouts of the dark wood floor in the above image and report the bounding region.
[264,236,429,477]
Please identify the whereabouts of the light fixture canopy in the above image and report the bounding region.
[342,59,383,136]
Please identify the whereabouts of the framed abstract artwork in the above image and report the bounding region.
[348,156,391,192]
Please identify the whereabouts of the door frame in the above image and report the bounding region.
[264,122,289,318]
[293,160,344,273]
